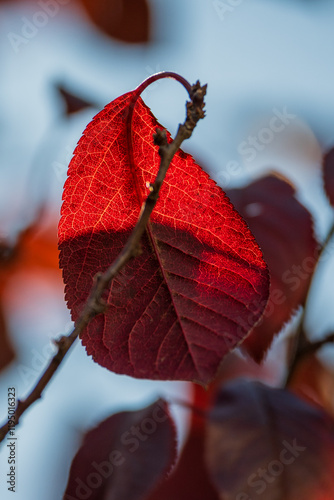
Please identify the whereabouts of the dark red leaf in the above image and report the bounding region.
[227,175,318,362]
[323,147,334,206]
[205,379,334,500]
[57,85,93,116]
[58,81,269,383]
[80,0,150,43]
[147,413,219,500]
[63,399,176,500]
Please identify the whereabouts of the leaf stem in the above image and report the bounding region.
[134,71,193,97]
[0,78,207,444]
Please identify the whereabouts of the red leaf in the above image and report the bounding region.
[323,147,334,206]
[58,79,269,383]
[227,175,318,362]
[63,399,176,500]
[80,0,150,43]
[205,380,334,500]
[57,85,93,116]
[0,218,55,372]
[147,417,219,500]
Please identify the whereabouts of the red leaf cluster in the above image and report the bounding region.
[64,383,334,500]
[59,76,334,500]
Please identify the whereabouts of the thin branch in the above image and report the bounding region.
[321,220,334,252]
[285,331,334,387]
[0,80,207,444]
[300,332,334,356]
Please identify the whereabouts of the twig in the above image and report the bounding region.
[0,79,207,443]
[301,332,334,355]
[285,331,334,387]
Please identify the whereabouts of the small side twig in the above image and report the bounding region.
[0,81,207,443]
[299,332,334,356]
[285,331,334,387]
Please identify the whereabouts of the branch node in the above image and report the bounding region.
[53,337,62,348]
[90,297,107,315]
[93,271,104,287]
[153,128,168,157]
[131,244,142,258]
[184,82,207,131]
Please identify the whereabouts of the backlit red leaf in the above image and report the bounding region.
[63,399,176,500]
[323,147,334,206]
[58,83,269,383]
[205,380,334,500]
[227,175,318,362]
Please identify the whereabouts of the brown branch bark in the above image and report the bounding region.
[0,80,207,444]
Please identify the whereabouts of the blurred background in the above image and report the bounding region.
[1,0,334,498]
